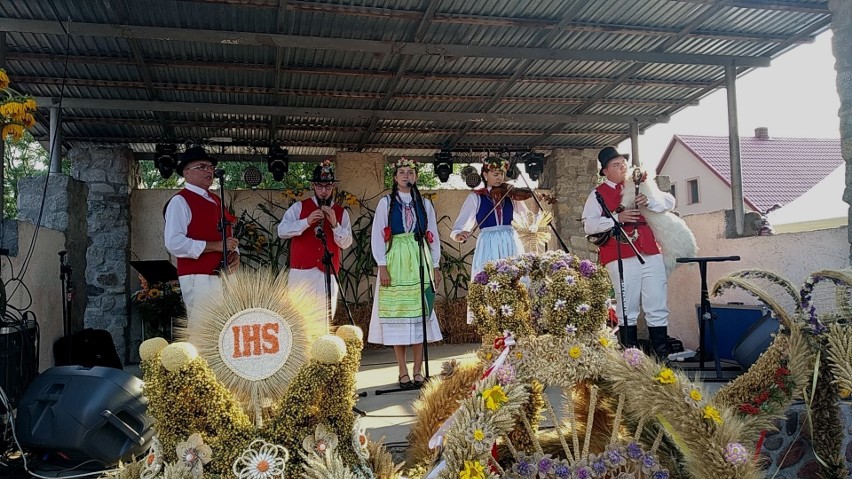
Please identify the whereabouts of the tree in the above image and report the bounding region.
[3,132,50,219]
[137,158,315,191]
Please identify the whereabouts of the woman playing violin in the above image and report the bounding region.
[451,156,532,280]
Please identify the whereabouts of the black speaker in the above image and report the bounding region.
[53,328,123,370]
[16,366,153,465]
[0,320,38,412]
[732,313,779,370]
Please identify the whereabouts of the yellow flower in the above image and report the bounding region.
[599,336,611,347]
[148,288,162,299]
[21,113,35,128]
[689,389,703,402]
[568,346,581,359]
[485,352,493,361]
[0,69,8,89]
[839,388,850,399]
[654,368,677,385]
[703,404,723,424]
[2,123,24,141]
[460,460,485,479]
[473,429,485,441]
[481,384,508,411]
[515,352,523,360]
[23,97,37,111]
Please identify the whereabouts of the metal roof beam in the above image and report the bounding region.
[9,53,718,88]
[0,19,771,67]
[33,96,669,124]
[675,0,829,14]
[266,0,291,145]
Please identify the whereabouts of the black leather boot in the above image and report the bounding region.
[619,325,639,348]
[648,326,670,361]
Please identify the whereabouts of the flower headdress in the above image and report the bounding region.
[393,157,419,171]
[311,158,339,183]
[483,156,511,173]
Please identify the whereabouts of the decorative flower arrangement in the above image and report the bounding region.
[132,275,184,340]
[302,424,339,456]
[0,69,38,141]
[176,433,213,477]
[736,365,794,416]
[140,437,164,479]
[232,439,289,479]
[511,211,552,254]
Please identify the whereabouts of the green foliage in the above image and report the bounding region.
[137,158,315,191]
[131,279,184,340]
[2,132,52,219]
[383,162,439,189]
[336,193,382,306]
[235,199,292,276]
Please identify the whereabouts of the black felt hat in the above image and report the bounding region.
[597,146,629,176]
[310,160,339,183]
[176,146,217,177]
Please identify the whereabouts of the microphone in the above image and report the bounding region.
[406,181,416,188]
[214,168,226,178]
[314,224,325,239]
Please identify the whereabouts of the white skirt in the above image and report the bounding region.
[471,225,525,276]
[368,279,442,346]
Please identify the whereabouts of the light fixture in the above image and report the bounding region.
[524,152,545,181]
[460,165,480,188]
[243,166,263,188]
[267,145,289,182]
[154,144,177,179]
[433,148,453,183]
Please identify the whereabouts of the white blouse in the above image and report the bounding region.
[371,191,441,266]
[450,188,529,241]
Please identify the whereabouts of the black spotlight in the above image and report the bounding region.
[267,145,289,182]
[524,152,546,181]
[243,166,263,188]
[154,144,177,179]
[433,148,453,183]
[460,165,480,188]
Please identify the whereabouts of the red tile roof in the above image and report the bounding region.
[657,134,843,213]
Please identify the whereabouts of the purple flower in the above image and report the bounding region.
[591,459,607,474]
[626,442,643,459]
[574,466,592,479]
[579,259,597,277]
[606,448,625,466]
[512,458,537,477]
[653,471,670,479]
[553,463,571,479]
[495,364,516,385]
[537,456,554,476]
[724,442,749,465]
[642,454,657,469]
[473,271,489,285]
[496,261,511,273]
[531,309,541,320]
[623,348,644,368]
[551,260,569,272]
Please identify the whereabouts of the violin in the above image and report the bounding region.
[489,183,534,203]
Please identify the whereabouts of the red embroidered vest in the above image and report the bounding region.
[175,189,232,276]
[595,183,660,266]
[290,198,344,273]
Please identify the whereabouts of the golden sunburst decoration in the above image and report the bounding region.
[177,269,326,426]
[512,211,553,254]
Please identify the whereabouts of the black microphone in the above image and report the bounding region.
[406,181,416,188]
[214,168,226,178]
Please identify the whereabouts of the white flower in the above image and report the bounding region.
[565,275,576,285]
[554,299,567,311]
[175,433,213,478]
[302,423,339,456]
[140,437,163,479]
[488,281,500,292]
[501,304,514,317]
[575,303,590,314]
[564,324,577,335]
[486,305,496,316]
[351,418,370,461]
[232,439,289,479]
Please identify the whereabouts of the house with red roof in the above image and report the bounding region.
[655,128,844,230]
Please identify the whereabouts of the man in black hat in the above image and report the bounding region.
[164,145,240,327]
[581,146,675,359]
[277,159,352,331]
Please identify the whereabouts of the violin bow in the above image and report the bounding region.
[463,184,519,241]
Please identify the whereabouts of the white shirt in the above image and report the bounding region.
[163,184,218,260]
[450,189,529,241]
[371,191,441,266]
[582,180,675,235]
[277,197,354,250]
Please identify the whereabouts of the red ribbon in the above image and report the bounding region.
[425,231,434,244]
[754,430,767,459]
[493,336,506,351]
[383,226,391,243]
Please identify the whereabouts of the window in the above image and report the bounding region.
[669,183,676,200]
[687,179,700,204]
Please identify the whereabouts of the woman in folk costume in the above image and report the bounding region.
[451,156,529,276]
[368,157,442,390]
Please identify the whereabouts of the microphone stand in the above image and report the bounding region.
[315,209,366,415]
[214,168,230,274]
[594,191,644,347]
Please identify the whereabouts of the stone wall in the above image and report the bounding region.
[70,147,139,362]
[831,0,852,261]
[541,148,600,260]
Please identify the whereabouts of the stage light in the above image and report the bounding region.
[433,149,453,183]
[524,152,545,181]
[154,144,177,179]
[267,145,289,182]
[460,165,480,188]
[243,166,263,188]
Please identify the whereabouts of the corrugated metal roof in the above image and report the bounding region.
[0,0,833,159]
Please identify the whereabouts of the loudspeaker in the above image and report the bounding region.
[16,366,153,465]
[696,304,766,359]
[732,313,779,370]
[0,320,38,411]
[53,328,123,370]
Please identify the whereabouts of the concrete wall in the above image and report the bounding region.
[667,210,848,349]
[657,141,744,215]
[832,0,852,262]
[1,221,66,372]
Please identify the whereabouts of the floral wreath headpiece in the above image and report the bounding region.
[483,156,511,173]
[393,157,419,171]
